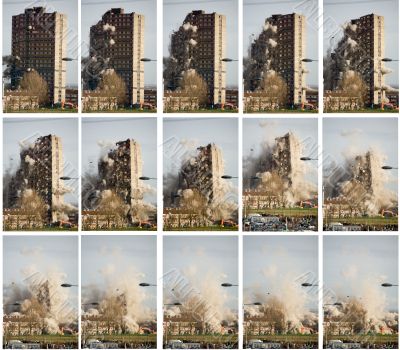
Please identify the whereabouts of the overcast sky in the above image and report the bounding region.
[2,0,78,86]
[3,118,79,205]
[163,117,238,199]
[82,235,156,310]
[244,235,318,311]
[323,118,398,193]
[244,0,318,87]
[82,117,157,205]
[163,0,238,87]
[324,0,399,86]
[243,118,318,187]
[3,235,78,308]
[324,235,398,311]
[82,0,157,87]
[164,236,238,311]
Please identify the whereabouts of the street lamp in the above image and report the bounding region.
[221,58,238,62]
[302,58,318,62]
[164,302,182,306]
[382,58,399,62]
[244,302,262,306]
[382,166,398,170]
[381,283,398,287]
[139,176,157,180]
[62,57,77,61]
[141,58,156,62]
[60,176,79,180]
[221,283,238,287]
[301,282,318,287]
[221,175,238,179]
[139,282,157,287]
[324,302,343,307]
[82,302,100,306]
[61,283,78,287]
[4,302,21,306]
[300,157,318,161]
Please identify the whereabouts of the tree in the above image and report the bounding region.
[18,189,48,228]
[20,70,49,105]
[96,190,128,229]
[98,69,127,106]
[339,70,367,107]
[259,71,287,108]
[180,69,208,106]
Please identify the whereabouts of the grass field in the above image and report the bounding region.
[246,208,317,217]
[165,226,238,231]
[246,334,318,344]
[324,216,397,226]
[163,334,238,344]
[324,109,398,113]
[325,334,398,345]
[4,334,78,345]
[83,333,156,343]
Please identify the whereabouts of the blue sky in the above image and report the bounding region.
[244,235,318,311]
[324,0,399,86]
[3,0,78,86]
[3,118,79,205]
[244,0,318,87]
[324,236,398,311]
[82,0,157,86]
[243,118,318,186]
[323,118,398,193]
[3,235,78,309]
[82,235,156,310]
[164,236,238,311]
[82,117,157,205]
[163,0,238,87]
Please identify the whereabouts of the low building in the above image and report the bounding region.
[163,92,199,111]
[65,88,78,106]
[163,208,209,229]
[3,92,39,111]
[81,210,128,230]
[82,315,155,335]
[323,91,363,111]
[144,88,157,108]
[225,88,238,108]
[3,208,44,230]
[82,91,118,111]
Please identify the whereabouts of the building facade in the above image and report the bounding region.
[250,13,306,105]
[98,139,143,218]
[90,8,145,105]
[12,7,67,104]
[6,135,65,223]
[169,11,226,105]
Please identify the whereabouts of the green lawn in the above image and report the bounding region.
[324,109,398,113]
[165,226,238,231]
[325,334,398,344]
[246,334,318,344]
[4,108,78,113]
[83,333,156,343]
[325,216,397,226]
[4,334,78,345]
[164,334,237,344]
[246,207,317,217]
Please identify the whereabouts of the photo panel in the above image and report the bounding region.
[81,235,157,348]
[81,117,157,231]
[323,118,398,231]
[163,236,238,348]
[163,0,238,112]
[244,235,319,348]
[3,118,79,231]
[3,236,79,348]
[243,118,318,232]
[163,117,239,231]
[81,0,157,113]
[323,235,398,348]
[2,0,79,112]
[323,0,399,112]
[243,0,319,113]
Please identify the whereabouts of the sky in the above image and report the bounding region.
[82,0,157,87]
[323,0,399,86]
[244,235,318,311]
[82,117,157,205]
[243,118,318,186]
[163,117,238,195]
[3,118,79,205]
[3,235,78,309]
[324,235,398,311]
[323,117,398,193]
[163,236,238,311]
[82,235,157,310]
[2,0,78,86]
[163,0,238,87]
[244,0,318,87]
